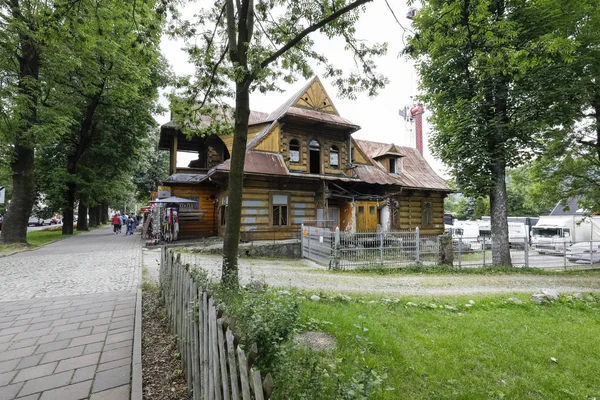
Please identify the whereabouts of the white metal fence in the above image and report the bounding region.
[301,225,600,270]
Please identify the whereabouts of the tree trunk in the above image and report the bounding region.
[89,205,100,228]
[490,156,512,266]
[100,201,109,224]
[62,183,76,235]
[0,18,39,245]
[77,199,89,231]
[222,80,251,286]
[77,201,88,231]
[0,145,35,244]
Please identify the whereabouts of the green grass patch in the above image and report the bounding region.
[297,293,600,399]
[26,229,82,247]
[330,264,600,276]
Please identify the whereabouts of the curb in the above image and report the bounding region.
[131,287,143,400]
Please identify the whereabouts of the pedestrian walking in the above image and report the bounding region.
[126,217,135,235]
[111,214,122,234]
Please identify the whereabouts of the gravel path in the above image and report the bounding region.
[0,226,141,301]
[145,250,600,296]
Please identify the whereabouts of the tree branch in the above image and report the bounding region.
[259,0,373,70]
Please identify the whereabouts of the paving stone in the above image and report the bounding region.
[0,326,28,337]
[71,365,96,384]
[91,325,109,335]
[0,334,16,344]
[49,324,80,334]
[40,345,84,364]
[17,355,43,370]
[0,382,24,400]
[0,370,17,386]
[89,384,129,400]
[83,342,104,355]
[66,314,99,325]
[0,322,14,330]
[54,353,100,373]
[91,365,130,393]
[102,340,132,352]
[12,319,33,328]
[40,309,63,317]
[68,333,106,348]
[97,312,113,319]
[55,328,92,341]
[0,346,37,363]
[49,319,70,328]
[34,334,58,346]
[107,319,133,331]
[18,371,73,397]
[0,359,19,374]
[8,338,38,351]
[26,322,53,332]
[34,340,70,355]
[61,310,86,320]
[111,309,134,318]
[79,318,111,329]
[13,362,58,383]
[38,380,92,400]
[107,327,132,336]
[99,346,132,364]
[27,315,62,325]
[105,331,133,345]
[12,328,52,342]
[15,313,43,321]
[96,357,130,372]
[14,393,40,400]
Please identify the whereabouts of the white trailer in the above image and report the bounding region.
[531,216,600,254]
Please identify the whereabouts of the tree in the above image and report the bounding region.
[132,128,170,203]
[172,0,388,285]
[408,0,576,266]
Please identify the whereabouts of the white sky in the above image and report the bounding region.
[154,0,448,177]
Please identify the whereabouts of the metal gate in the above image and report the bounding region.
[301,225,334,265]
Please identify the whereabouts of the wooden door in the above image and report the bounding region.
[356,202,378,232]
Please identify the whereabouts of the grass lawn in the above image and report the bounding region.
[0,226,84,253]
[298,293,600,399]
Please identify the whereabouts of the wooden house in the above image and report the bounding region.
[159,77,451,239]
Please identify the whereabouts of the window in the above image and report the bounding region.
[309,140,320,174]
[289,139,300,163]
[389,158,396,174]
[272,194,288,226]
[358,206,364,214]
[422,201,432,225]
[369,206,375,214]
[330,146,339,168]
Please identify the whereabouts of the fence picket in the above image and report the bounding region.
[217,319,230,400]
[236,346,251,400]
[209,300,222,399]
[251,370,265,400]
[226,330,240,400]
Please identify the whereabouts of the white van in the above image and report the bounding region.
[452,221,483,250]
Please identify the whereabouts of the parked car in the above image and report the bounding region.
[27,216,42,226]
[566,242,600,263]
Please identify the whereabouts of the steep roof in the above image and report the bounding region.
[354,139,450,191]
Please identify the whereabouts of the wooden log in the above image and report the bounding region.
[193,282,201,400]
[217,319,230,400]
[252,370,265,400]
[236,346,251,400]
[226,330,240,400]
[185,273,192,393]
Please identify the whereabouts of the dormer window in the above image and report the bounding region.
[289,139,300,163]
[389,158,396,174]
[330,146,339,168]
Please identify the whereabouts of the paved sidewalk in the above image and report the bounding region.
[0,226,141,400]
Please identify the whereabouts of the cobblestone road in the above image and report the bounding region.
[0,227,141,301]
[0,226,141,399]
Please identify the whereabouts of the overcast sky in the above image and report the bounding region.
[154,0,448,177]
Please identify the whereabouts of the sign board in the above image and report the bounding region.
[0,187,5,204]
[157,186,171,199]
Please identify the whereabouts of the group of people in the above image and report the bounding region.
[111,212,141,235]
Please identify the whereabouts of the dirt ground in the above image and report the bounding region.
[144,249,600,296]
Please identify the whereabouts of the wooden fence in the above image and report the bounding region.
[159,247,273,400]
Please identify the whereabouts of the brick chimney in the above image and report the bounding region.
[410,105,424,155]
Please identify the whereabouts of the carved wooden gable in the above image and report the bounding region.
[294,79,339,115]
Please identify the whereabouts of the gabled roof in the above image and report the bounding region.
[370,143,405,159]
[213,151,289,177]
[354,140,450,191]
[161,110,269,131]
[261,76,358,128]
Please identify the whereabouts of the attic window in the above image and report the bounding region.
[389,158,396,174]
[289,139,300,163]
[330,146,339,168]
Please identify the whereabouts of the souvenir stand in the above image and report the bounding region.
[145,196,195,245]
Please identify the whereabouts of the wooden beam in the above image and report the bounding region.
[170,135,178,174]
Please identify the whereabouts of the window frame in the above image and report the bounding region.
[289,138,300,163]
[271,193,290,227]
[389,158,396,174]
[330,145,340,168]
[421,200,433,226]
